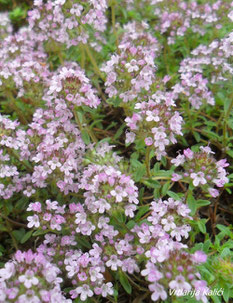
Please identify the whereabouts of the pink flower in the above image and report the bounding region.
[171,154,185,166]
[183,148,194,159]
[149,283,167,301]
[169,275,191,292]
[208,188,219,197]
[73,284,93,301]
[100,282,114,297]
[106,255,122,271]
[145,137,153,146]
[192,251,207,263]
[190,172,207,186]
[27,215,40,228]
[18,270,39,288]
[171,173,182,181]
[125,132,135,144]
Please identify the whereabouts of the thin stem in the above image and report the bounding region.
[73,108,98,143]
[151,176,171,180]
[57,51,64,65]
[0,214,27,228]
[223,98,233,150]
[111,2,118,48]
[81,43,86,69]
[83,44,105,81]
[125,273,148,292]
[145,147,151,178]
[142,195,154,201]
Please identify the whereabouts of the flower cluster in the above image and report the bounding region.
[0,27,50,104]
[27,200,67,231]
[1,0,231,302]
[28,0,108,48]
[101,23,158,104]
[80,164,139,217]
[171,146,229,197]
[37,233,77,265]
[142,247,208,302]
[26,104,86,195]
[133,198,192,256]
[125,91,183,159]
[45,63,100,108]
[0,114,31,199]
[0,249,71,303]
[147,197,192,242]
[131,197,208,301]
[152,0,232,45]
[0,13,13,39]
[65,246,114,300]
[173,31,233,108]
[119,21,160,58]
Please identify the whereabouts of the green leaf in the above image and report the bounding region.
[0,224,7,232]
[203,239,211,252]
[5,201,13,215]
[21,230,33,244]
[161,182,171,196]
[77,237,91,249]
[143,179,160,189]
[193,131,201,142]
[15,197,28,210]
[114,123,125,140]
[216,224,232,237]
[130,158,141,168]
[223,287,230,302]
[187,192,196,216]
[81,130,91,145]
[151,170,172,178]
[196,199,211,208]
[220,247,231,258]
[127,220,136,229]
[12,228,25,242]
[9,7,26,21]
[224,98,232,114]
[33,229,46,236]
[119,272,132,294]
[226,149,233,158]
[135,205,149,221]
[204,130,220,140]
[167,191,182,200]
[197,219,207,234]
[134,164,146,182]
[139,187,145,203]
[211,294,222,303]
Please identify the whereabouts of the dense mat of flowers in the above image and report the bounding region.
[0,1,232,303]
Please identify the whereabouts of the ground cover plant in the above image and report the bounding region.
[0,0,233,302]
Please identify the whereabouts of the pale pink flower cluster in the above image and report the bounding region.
[153,0,232,44]
[28,0,108,47]
[125,91,183,159]
[0,27,50,100]
[0,249,71,303]
[142,248,208,302]
[171,146,229,196]
[80,164,139,217]
[173,32,233,108]
[45,63,100,108]
[0,13,13,39]
[101,22,158,103]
